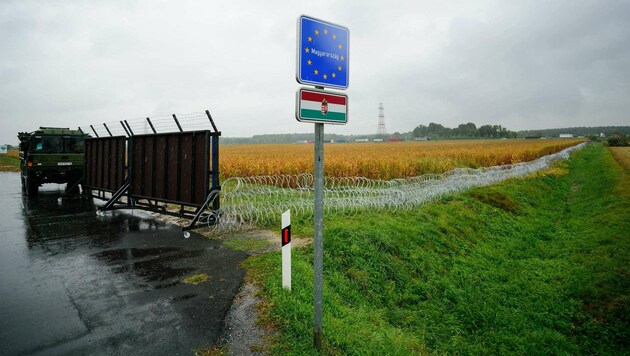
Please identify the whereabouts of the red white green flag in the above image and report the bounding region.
[296,88,348,124]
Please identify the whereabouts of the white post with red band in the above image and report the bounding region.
[281,210,291,290]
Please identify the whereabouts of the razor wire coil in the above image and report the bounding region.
[197,142,587,232]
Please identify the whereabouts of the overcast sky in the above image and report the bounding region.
[1,0,629,144]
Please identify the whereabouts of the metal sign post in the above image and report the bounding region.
[296,14,348,350]
[313,122,325,348]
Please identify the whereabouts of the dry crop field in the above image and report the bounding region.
[220,139,585,180]
[609,146,630,171]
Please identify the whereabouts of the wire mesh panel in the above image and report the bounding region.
[128,131,211,206]
[84,136,126,191]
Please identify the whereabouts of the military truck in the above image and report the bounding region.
[18,127,88,196]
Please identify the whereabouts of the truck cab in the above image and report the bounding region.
[18,127,88,196]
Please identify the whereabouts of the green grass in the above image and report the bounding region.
[183,273,209,285]
[223,236,273,253]
[243,144,629,354]
[0,154,20,171]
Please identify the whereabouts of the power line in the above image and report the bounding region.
[377,103,387,135]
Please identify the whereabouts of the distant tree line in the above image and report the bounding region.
[222,133,352,145]
[518,126,630,138]
[219,125,630,145]
[412,122,518,139]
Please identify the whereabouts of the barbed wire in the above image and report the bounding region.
[198,142,588,232]
[79,111,214,137]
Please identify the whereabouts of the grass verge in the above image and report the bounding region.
[0,153,20,172]
[242,144,629,354]
[610,147,630,171]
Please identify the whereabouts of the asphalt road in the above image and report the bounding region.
[0,172,247,355]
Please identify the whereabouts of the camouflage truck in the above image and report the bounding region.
[18,127,88,196]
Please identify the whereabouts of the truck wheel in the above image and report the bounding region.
[26,176,38,197]
[65,178,81,194]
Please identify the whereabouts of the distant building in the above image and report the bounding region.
[336,139,349,143]
[559,134,573,138]
[387,137,403,142]
[295,140,308,144]
[525,136,542,139]
[600,133,606,138]
[373,138,384,142]
[414,136,429,141]
[354,138,369,143]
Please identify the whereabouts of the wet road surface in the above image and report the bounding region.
[0,172,247,355]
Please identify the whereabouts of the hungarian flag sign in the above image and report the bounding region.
[296,88,348,124]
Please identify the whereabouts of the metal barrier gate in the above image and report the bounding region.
[82,111,220,230]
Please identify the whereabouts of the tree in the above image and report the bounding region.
[606,135,629,147]
[428,122,451,138]
[413,125,429,137]
[478,125,493,138]
[457,122,477,137]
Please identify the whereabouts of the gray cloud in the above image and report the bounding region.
[1,0,628,144]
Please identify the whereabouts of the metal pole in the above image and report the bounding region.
[211,135,220,211]
[205,110,219,133]
[313,122,324,350]
[120,121,131,137]
[103,123,113,137]
[90,125,99,138]
[146,118,157,134]
[172,114,183,132]
[124,120,134,136]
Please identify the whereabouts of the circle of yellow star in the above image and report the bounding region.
[314,69,319,75]
[341,55,344,61]
[315,29,319,35]
[332,34,336,39]
[324,29,328,34]
[323,74,327,79]
[307,60,312,65]
[338,65,342,71]
[308,36,312,42]
[338,44,342,49]
[332,73,336,78]
[305,47,309,53]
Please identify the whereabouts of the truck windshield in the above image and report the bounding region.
[30,136,85,153]
[31,136,63,153]
[64,136,84,153]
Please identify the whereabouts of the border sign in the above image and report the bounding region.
[296,15,349,89]
[0,145,7,154]
[295,14,350,350]
[296,87,348,124]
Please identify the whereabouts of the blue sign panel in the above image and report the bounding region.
[296,15,349,90]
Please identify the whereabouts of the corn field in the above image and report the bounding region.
[202,141,588,231]
[220,139,585,180]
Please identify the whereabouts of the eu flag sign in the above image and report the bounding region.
[296,15,349,90]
